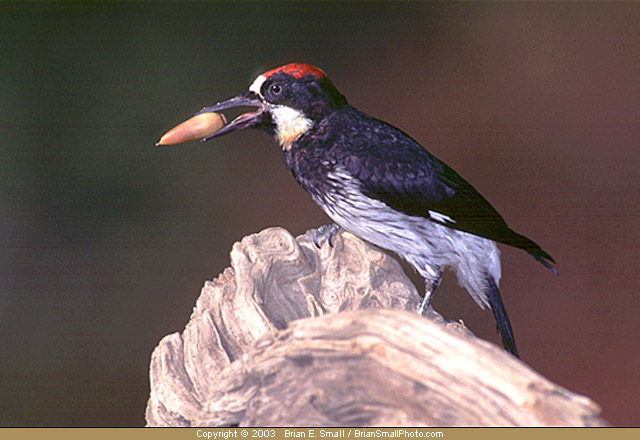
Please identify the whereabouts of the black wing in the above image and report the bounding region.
[339,116,556,270]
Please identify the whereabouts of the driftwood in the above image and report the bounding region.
[145,227,607,427]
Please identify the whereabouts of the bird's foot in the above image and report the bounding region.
[313,223,343,248]
[416,273,442,316]
[416,293,432,316]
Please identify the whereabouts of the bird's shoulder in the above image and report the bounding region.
[320,110,474,206]
[301,107,555,266]
[318,109,515,237]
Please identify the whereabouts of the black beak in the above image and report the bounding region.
[196,91,265,141]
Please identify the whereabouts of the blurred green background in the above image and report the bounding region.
[2,1,639,426]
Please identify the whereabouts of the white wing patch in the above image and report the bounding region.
[322,167,500,308]
[428,210,456,224]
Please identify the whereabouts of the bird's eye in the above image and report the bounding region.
[269,83,283,97]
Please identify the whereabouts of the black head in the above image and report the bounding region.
[194,63,348,149]
[251,63,348,120]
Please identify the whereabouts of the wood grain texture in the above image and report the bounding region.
[145,227,607,427]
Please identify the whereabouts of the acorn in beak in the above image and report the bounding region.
[156,92,265,146]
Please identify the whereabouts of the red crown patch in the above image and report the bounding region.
[262,63,326,80]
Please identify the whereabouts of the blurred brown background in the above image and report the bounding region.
[1,1,638,426]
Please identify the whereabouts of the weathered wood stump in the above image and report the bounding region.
[145,227,607,427]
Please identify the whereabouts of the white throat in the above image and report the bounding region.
[248,74,313,150]
[270,105,313,151]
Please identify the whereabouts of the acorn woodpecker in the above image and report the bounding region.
[160,63,556,358]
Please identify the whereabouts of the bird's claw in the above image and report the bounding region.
[313,223,342,248]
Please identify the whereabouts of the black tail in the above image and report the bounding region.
[501,229,558,275]
[486,276,519,358]
[530,253,558,275]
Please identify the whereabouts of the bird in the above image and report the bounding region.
[158,63,556,358]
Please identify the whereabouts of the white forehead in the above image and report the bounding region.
[249,74,266,96]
